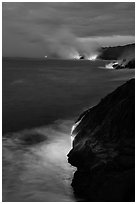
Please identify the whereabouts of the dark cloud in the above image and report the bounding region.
[2,2,135,57]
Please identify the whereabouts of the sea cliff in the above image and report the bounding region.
[98,44,135,60]
[98,44,135,69]
[68,79,135,201]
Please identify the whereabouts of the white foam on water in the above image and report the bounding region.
[2,120,76,202]
[105,62,115,69]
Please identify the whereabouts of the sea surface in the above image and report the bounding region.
[2,58,135,201]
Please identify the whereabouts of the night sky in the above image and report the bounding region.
[3,2,135,58]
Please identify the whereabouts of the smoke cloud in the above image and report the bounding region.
[43,27,100,59]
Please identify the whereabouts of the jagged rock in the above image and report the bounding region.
[125,59,135,69]
[112,59,135,69]
[68,79,135,201]
[113,64,125,69]
[79,56,85,59]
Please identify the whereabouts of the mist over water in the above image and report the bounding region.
[3,120,76,202]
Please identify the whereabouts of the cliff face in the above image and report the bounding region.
[98,44,135,60]
[98,44,135,69]
[68,79,135,202]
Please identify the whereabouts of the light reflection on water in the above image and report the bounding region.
[3,120,76,202]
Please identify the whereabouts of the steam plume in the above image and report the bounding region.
[43,28,100,59]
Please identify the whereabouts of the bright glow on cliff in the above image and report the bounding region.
[70,116,85,147]
[70,124,76,147]
[71,136,74,147]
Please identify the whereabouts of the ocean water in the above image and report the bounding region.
[2,58,135,202]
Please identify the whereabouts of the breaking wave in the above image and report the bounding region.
[3,120,76,202]
[105,62,115,69]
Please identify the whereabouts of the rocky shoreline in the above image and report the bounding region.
[68,79,135,201]
[98,43,135,69]
[112,58,135,69]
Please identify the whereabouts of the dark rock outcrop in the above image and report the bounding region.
[125,59,135,69]
[112,58,135,69]
[68,79,135,202]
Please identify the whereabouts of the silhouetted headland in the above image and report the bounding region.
[98,44,135,69]
[68,78,135,202]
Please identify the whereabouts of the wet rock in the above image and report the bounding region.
[79,56,85,59]
[125,59,135,69]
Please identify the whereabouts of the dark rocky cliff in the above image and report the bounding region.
[68,79,135,202]
[98,44,135,60]
[98,44,135,69]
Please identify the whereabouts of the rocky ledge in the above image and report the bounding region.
[68,79,135,202]
[112,58,135,69]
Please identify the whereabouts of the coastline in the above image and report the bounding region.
[68,79,135,202]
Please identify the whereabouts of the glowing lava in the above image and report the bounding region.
[73,55,80,60]
[88,54,98,61]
